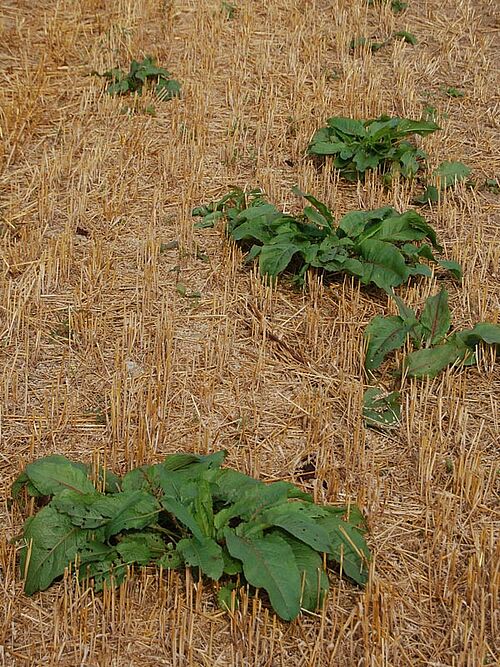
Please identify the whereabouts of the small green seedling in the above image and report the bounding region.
[443,86,464,98]
[365,288,500,377]
[307,115,439,182]
[367,0,408,13]
[94,56,181,100]
[484,178,499,194]
[350,31,416,53]
[12,451,370,621]
[221,1,237,18]
[193,187,461,292]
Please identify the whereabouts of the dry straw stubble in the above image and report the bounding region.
[0,0,499,665]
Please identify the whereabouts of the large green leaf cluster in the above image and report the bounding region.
[12,451,370,621]
[365,288,500,376]
[307,116,439,181]
[193,187,460,293]
[94,57,181,100]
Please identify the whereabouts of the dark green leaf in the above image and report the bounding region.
[414,185,439,205]
[419,288,451,345]
[365,315,413,370]
[259,502,332,551]
[217,583,239,611]
[224,529,301,620]
[394,30,417,45]
[116,532,166,565]
[258,243,299,276]
[177,536,224,580]
[316,510,370,585]
[19,456,96,497]
[20,505,93,595]
[157,548,183,570]
[457,323,500,348]
[437,259,462,280]
[357,239,410,292]
[404,336,471,377]
[53,489,160,537]
[279,533,329,611]
[292,187,334,228]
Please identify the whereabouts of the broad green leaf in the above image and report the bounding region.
[327,117,366,137]
[116,532,166,565]
[338,207,394,239]
[222,548,242,575]
[292,187,334,227]
[20,505,92,595]
[365,315,413,370]
[437,259,462,280]
[316,510,370,585]
[357,239,410,292]
[53,489,160,537]
[457,323,500,348]
[420,288,451,345]
[161,496,204,541]
[307,140,347,155]
[224,529,301,620]
[393,119,440,137]
[214,480,291,531]
[177,536,224,580]
[362,210,440,249]
[414,185,439,205]
[121,464,158,493]
[20,456,96,497]
[353,149,380,172]
[279,533,329,611]
[404,336,471,377]
[258,242,299,276]
[259,502,332,552]
[11,471,45,501]
[363,388,401,428]
[433,161,471,188]
[156,78,181,100]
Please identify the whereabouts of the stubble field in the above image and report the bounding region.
[0,0,498,665]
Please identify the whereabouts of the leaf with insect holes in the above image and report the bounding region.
[177,536,224,580]
[116,532,167,565]
[224,528,302,621]
[53,489,160,538]
[420,288,451,345]
[363,388,401,428]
